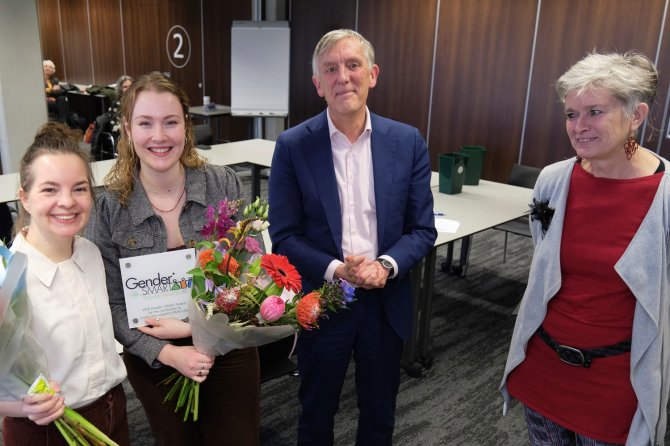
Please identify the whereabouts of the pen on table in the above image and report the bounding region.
[434,212,446,216]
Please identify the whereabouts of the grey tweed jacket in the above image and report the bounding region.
[500,153,670,446]
[86,164,244,368]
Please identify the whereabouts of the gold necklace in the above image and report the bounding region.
[149,187,186,213]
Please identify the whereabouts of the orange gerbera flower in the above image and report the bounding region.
[198,248,215,269]
[218,254,240,276]
[260,254,302,293]
[296,291,322,330]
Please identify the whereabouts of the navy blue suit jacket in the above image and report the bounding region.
[268,110,437,340]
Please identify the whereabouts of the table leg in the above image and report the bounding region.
[458,235,472,277]
[417,247,436,365]
[441,241,454,273]
[402,263,425,378]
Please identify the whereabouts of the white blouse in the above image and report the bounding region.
[11,233,126,408]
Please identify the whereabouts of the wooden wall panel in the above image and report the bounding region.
[358,0,437,137]
[288,0,357,127]
[89,0,124,86]
[202,0,252,142]
[429,0,537,182]
[31,0,670,177]
[521,0,666,168]
[122,1,162,80]
[161,0,202,108]
[121,0,202,106]
[36,0,64,74]
[59,0,93,84]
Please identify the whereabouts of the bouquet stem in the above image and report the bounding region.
[29,375,119,445]
[159,372,200,422]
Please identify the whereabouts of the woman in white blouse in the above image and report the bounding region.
[0,123,129,445]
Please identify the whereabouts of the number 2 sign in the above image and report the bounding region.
[166,25,191,68]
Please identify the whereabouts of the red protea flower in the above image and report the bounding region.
[198,248,216,269]
[296,291,322,330]
[218,254,240,276]
[261,254,302,293]
[214,287,240,313]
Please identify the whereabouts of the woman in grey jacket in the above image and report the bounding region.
[87,73,260,445]
[501,52,670,445]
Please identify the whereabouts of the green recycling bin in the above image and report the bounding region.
[439,152,468,195]
[459,145,486,185]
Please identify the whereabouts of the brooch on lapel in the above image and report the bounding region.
[529,198,554,237]
[127,236,137,247]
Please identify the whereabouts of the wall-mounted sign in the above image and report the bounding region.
[166,25,191,69]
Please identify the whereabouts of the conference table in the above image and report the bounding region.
[0,138,275,204]
[402,177,533,377]
[189,104,232,143]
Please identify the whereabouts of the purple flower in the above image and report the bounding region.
[338,279,355,303]
[205,278,214,292]
[200,205,217,238]
[201,200,239,240]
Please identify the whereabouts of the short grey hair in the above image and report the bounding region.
[312,29,375,77]
[556,51,658,116]
[42,59,55,70]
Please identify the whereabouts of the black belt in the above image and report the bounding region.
[536,326,631,368]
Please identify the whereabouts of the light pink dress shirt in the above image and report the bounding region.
[324,108,397,281]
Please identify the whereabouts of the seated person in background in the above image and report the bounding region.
[90,75,133,160]
[43,60,67,122]
[110,75,133,135]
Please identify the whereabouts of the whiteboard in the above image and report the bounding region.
[231,21,290,116]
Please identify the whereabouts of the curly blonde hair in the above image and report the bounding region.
[105,72,207,205]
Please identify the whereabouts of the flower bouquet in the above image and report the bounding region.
[160,198,355,421]
[0,244,120,445]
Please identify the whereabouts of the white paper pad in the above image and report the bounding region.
[435,218,460,233]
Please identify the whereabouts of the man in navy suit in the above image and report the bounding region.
[268,29,436,445]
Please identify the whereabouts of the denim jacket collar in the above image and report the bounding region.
[127,166,208,227]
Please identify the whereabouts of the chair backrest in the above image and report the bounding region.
[508,164,541,189]
[193,123,213,145]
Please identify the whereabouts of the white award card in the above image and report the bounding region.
[120,248,196,328]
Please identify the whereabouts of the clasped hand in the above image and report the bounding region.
[142,318,215,383]
[337,255,388,289]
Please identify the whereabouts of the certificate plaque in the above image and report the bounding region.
[119,248,196,328]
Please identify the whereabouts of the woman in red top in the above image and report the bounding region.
[501,52,669,445]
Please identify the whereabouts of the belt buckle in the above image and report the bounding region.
[556,344,591,367]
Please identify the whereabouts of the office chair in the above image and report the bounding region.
[493,163,541,262]
[193,123,213,148]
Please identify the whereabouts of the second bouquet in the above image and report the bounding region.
[161,198,355,421]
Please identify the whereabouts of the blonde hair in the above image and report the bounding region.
[105,72,207,205]
[15,123,92,235]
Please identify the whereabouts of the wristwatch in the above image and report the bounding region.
[376,258,394,277]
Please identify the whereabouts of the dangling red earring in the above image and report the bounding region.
[624,136,638,160]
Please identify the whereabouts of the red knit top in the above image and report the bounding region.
[507,162,663,443]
